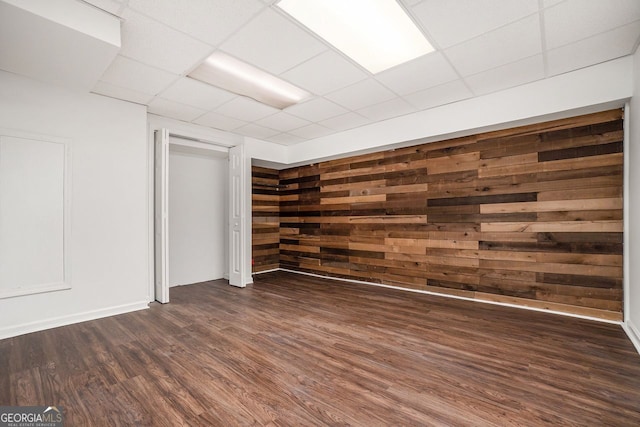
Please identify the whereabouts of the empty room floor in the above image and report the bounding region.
[1,270,639,425]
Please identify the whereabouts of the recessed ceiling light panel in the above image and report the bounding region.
[188,51,312,109]
[277,0,434,74]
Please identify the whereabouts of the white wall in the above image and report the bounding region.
[168,143,227,286]
[0,71,149,339]
[245,136,287,165]
[626,48,640,352]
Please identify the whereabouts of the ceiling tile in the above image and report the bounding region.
[235,123,281,139]
[120,8,213,75]
[159,78,235,111]
[99,55,178,95]
[288,123,334,139]
[254,112,310,132]
[465,54,544,96]
[127,0,264,45]
[357,98,417,122]
[444,14,542,76]
[404,79,472,110]
[319,112,371,132]
[281,50,368,95]
[36,0,640,148]
[193,111,247,131]
[148,98,206,121]
[265,133,306,145]
[546,22,640,76]
[285,98,348,122]
[214,97,280,122]
[327,79,397,111]
[543,0,640,49]
[375,52,458,96]
[220,8,327,74]
[92,80,154,105]
[412,0,539,48]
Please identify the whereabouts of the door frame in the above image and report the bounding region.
[228,143,247,287]
[147,120,243,303]
[154,128,170,303]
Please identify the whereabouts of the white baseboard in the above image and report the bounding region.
[252,268,280,275]
[276,268,622,325]
[623,320,640,355]
[0,301,149,340]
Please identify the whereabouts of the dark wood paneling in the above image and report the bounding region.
[252,166,279,273]
[271,110,624,320]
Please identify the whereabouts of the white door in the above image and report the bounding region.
[154,129,170,303]
[228,144,245,287]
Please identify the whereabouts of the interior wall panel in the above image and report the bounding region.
[270,110,626,320]
[252,166,280,273]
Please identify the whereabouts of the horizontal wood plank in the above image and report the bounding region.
[253,110,624,318]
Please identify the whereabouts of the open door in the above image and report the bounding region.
[228,144,246,287]
[154,129,170,303]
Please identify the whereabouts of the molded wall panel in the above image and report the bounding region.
[0,133,67,297]
[0,70,148,339]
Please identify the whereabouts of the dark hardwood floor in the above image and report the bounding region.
[1,270,639,426]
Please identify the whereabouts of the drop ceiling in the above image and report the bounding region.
[18,0,640,145]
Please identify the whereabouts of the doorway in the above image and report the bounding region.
[168,142,227,287]
[154,130,231,303]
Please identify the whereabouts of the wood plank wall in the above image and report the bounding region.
[252,166,280,272]
[253,110,624,320]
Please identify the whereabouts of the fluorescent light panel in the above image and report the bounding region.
[188,51,311,109]
[277,0,434,74]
